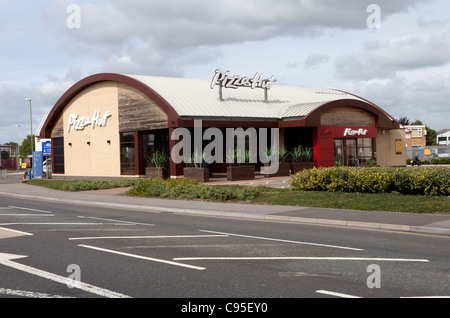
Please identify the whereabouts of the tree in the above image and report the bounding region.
[1,142,19,159]
[6,142,18,148]
[410,120,423,125]
[425,127,437,146]
[20,135,33,157]
[397,116,411,125]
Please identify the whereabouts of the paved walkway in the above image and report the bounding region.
[0,172,449,236]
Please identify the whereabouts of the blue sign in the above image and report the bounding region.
[42,142,52,156]
[33,151,43,178]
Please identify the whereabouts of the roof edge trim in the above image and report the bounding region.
[40,73,180,138]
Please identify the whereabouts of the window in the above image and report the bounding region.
[334,139,344,166]
[53,138,65,174]
[410,128,422,138]
[120,132,136,175]
[143,130,169,168]
[357,138,373,165]
[395,139,403,154]
[334,138,374,166]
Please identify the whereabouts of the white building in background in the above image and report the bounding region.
[35,113,51,153]
[437,129,450,145]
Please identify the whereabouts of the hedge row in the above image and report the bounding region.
[408,158,450,165]
[127,178,262,201]
[29,178,142,192]
[290,167,450,196]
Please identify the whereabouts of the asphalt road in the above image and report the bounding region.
[0,195,449,305]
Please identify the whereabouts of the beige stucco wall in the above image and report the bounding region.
[63,82,122,177]
[376,128,406,167]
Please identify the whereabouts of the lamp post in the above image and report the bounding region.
[25,98,33,178]
[17,124,20,178]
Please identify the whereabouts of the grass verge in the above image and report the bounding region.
[252,188,449,214]
[26,178,449,214]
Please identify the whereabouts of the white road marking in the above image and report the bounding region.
[0,214,54,217]
[0,226,33,236]
[78,244,206,271]
[69,234,229,241]
[0,223,131,226]
[78,216,154,226]
[200,230,364,251]
[0,253,130,298]
[317,290,450,299]
[9,206,53,214]
[316,290,362,298]
[401,296,450,298]
[0,288,74,298]
[174,256,429,262]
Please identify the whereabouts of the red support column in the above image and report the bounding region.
[169,127,184,178]
[314,127,335,168]
[135,132,143,176]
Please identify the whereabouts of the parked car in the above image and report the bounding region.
[43,159,52,178]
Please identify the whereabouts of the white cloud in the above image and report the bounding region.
[341,73,450,131]
[304,53,330,69]
[335,34,450,80]
[367,35,450,69]
[40,0,434,75]
[0,70,78,143]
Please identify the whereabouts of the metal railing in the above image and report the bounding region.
[406,145,450,160]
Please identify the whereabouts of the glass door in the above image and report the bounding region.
[334,138,374,167]
[345,139,358,166]
[142,130,170,168]
[357,138,374,166]
[334,139,344,166]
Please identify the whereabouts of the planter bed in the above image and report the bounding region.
[184,167,209,182]
[227,165,255,181]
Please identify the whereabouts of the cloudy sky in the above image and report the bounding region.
[1,0,449,145]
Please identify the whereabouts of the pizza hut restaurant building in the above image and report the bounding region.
[39,73,406,178]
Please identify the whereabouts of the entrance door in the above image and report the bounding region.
[142,130,170,171]
[334,139,344,166]
[334,138,358,166]
[345,139,358,166]
[334,138,374,166]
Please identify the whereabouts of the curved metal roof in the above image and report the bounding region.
[41,73,400,138]
[126,74,364,120]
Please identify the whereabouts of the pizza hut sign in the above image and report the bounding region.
[210,69,277,90]
[344,128,368,137]
[67,111,112,133]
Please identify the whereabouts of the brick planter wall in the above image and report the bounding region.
[264,163,291,177]
[145,167,169,180]
[290,162,315,174]
[184,167,209,182]
[227,165,255,181]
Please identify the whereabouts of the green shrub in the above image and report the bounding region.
[29,178,141,192]
[290,167,450,196]
[126,178,262,201]
[431,158,450,165]
[406,158,450,165]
